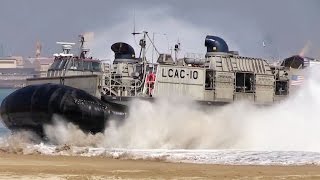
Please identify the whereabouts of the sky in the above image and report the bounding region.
[0,0,319,61]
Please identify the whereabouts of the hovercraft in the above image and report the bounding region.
[0,32,300,137]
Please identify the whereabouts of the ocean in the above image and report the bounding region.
[0,88,15,136]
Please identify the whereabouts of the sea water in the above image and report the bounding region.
[0,89,15,137]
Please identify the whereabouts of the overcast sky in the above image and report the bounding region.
[0,0,319,60]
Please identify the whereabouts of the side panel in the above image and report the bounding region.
[255,74,275,103]
[234,93,255,101]
[26,75,101,97]
[214,71,234,101]
[154,66,205,100]
[204,90,214,101]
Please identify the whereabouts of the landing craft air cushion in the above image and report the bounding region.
[1,32,307,136]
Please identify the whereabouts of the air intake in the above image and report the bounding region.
[111,42,136,59]
[205,35,229,53]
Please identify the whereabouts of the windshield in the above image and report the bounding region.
[92,62,101,72]
[68,59,101,72]
[49,58,68,70]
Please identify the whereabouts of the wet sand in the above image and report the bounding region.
[0,152,320,179]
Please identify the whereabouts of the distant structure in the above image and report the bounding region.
[0,44,4,57]
[0,57,18,68]
[0,56,36,88]
[0,41,53,88]
[35,41,42,58]
[30,41,54,77]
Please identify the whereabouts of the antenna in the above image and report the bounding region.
[263,34,280,61]
[132,9,141,36]
[151,32,168,63]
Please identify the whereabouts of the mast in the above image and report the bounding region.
[131,11,160,63]
[174,40,181,62]
[79,34,89,59]
[140,31,147,63]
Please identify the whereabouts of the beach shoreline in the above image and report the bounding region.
[0,152,320,179]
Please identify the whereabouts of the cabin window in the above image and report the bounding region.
[77,61,84,70]
[58,59,67,70]
[235,72,254,93]
[68,60,84,71]
[49,58,68,70]
[92,62,101,72]
[205,69,214,90]
[69,61,101,72]
[69,59,78,70]
[49,59,62,70]
[275,80,288,95]
[83,61,91,71]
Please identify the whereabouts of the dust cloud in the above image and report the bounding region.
[0,131,40,154]
[44,115,105,147]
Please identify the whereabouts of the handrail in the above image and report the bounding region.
[100,62,157,97]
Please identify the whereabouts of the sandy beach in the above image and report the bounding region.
[0,152,319,179]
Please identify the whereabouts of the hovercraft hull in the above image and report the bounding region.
[0,84,127,136]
